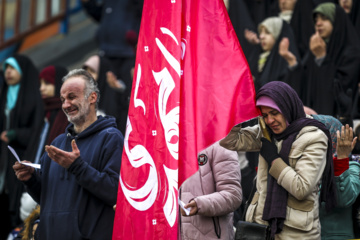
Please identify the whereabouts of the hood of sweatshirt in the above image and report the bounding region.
[65,115,117,139]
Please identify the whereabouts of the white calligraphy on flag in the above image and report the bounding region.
[119,27,181,227]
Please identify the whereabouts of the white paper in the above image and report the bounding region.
[178,198,191,216]
[21,162,41,169]
[7,145,21,162]
[7,145,41,169]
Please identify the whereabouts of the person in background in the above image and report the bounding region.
[244,0,298,46]
[80,0,141,62]
[228,0,260,63]
[352,123,360,238]
[82,55,125,122]
[353,186,360,238]
[13,205,40,240]
[105,30,138,107]
[318,121,360,239]
[352,124,360,154]
[277,0,298,23]
[245,17,300,91]
[338,0,352,13]
[81,0,141,135]
[0,55,44,240]
[7,193,37,240]
[337,0,360,36]
[220,81,336,239]
[35,66,69,163]
[279,3,360,126]
[289,0,336,58]
[337,0,360,119]
[179,141,242,240]
[13,69,124,239]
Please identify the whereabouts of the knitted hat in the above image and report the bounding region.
[313,2,336,24]
[39,66,56,85]
[20,193,37,221]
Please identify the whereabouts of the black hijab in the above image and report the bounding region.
[0,54,44,228]
[243,0,276,26]
[256,81,336,237]
[303,4,360,116]
[0,54,44,160]
[228,0,260,62]
[97,56,121,118]
[290,0,336,58]
[336,0,360,37]
[320,4,360,64]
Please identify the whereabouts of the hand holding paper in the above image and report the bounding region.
[10,145,36,182]
[179,198,199,216]
[8,145,41,169]
[179,198,191,216]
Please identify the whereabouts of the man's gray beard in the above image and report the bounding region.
[66,104,90,126]
[67,114,86,126]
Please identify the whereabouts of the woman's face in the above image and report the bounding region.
[315,13,333,39]
[39,79,55,98]
[259,26,276,52]
[339,0,352,14]
[261,106,287,134]
[4,65,21,85]
[278,0,297,12]
[83,66,98,81]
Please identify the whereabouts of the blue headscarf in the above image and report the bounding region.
[3,57,22,111]
[312,114,343,156]
[3,57,22,75]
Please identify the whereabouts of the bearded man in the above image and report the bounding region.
[13,69,124,240]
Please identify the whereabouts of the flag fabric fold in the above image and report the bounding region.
[179,0,260,186]
[113,0,260,238]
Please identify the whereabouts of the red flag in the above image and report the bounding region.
[179,0,260,186]
[113,0,260,239]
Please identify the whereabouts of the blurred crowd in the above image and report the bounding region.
[227,0,360,239]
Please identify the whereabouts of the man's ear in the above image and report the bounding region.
[89,91,97,104]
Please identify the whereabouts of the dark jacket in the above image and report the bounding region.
[82,0,141,58]
[25,116,123,240]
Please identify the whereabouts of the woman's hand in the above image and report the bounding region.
[181,200,198,216]
[279,37,297,67]
[244,29,260,45]
[336,124,357,159]
[309,31,326,59]
[0,131,9,143]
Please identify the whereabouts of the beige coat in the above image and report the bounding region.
[220,123,328,240]
[180,142,242,240]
